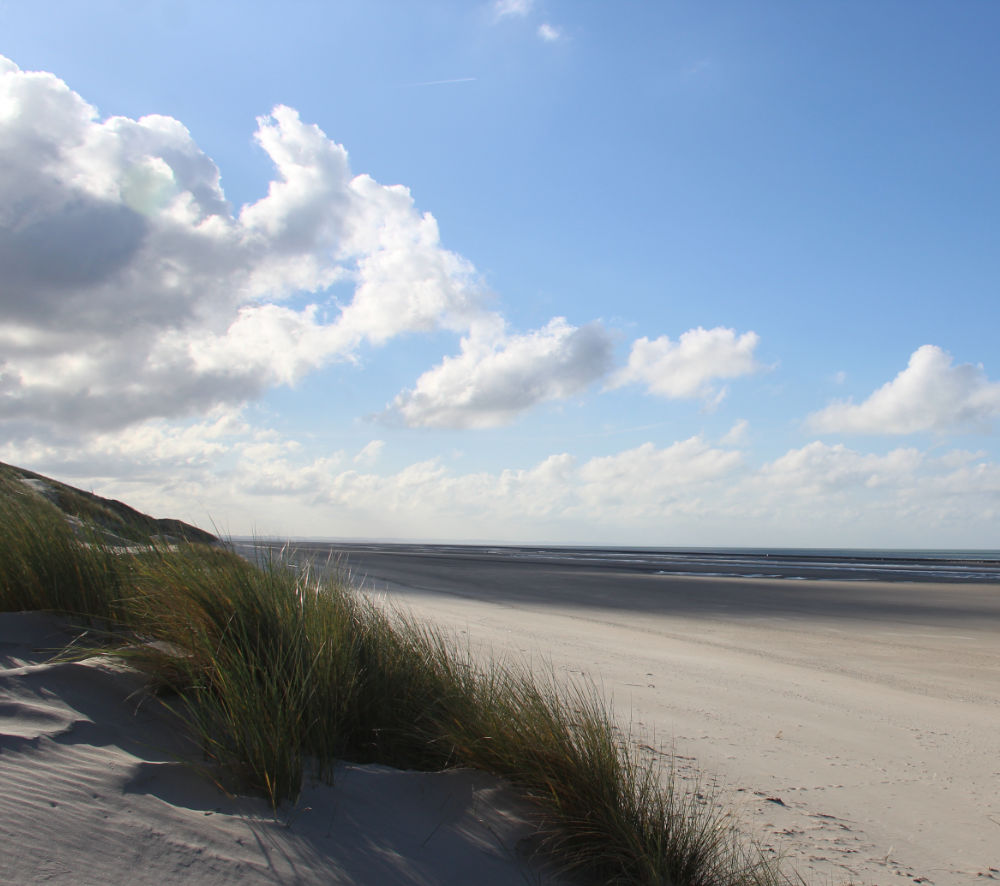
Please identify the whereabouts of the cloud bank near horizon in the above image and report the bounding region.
[5,418,996,546]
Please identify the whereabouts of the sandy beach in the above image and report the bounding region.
[326,544,1000,885]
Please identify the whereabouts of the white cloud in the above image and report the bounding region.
[576,437,743,515]
[491,1,563,44]
[0,409,247,480]
[335,174,490,344]
[721,419,749,446]
[5,416,999,546]
[239,443,343,498]
[718,440,1000,541]
[389,318,614,428]
[0,57,493,436]
[611,327,761,403]
[297,435,743,525]
[236,438,995,542]
[353,440,385,466]
[808,345,1000,435]
[493,0,534,18]
[755,441,924,495]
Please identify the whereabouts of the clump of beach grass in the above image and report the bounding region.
[0,490,796,886]
[0,474,124,620]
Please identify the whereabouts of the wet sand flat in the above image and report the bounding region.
[325,544,1000,886]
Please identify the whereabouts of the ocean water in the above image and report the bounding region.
[246,540,1000,584]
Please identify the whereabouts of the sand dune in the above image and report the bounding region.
[0,612,562,886]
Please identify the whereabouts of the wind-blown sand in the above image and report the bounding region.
[329,546,1000,886]
[0,612,563,885]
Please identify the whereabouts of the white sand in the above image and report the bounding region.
[357,572,1000,886]
[0,612,562,886]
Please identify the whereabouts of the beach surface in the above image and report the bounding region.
[322,543,1000,886]
[3,542,998,886]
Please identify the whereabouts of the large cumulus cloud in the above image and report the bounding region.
[0,57,493,433]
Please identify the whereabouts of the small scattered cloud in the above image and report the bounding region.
[493,0,533,19]
[388,318,614,429]
[832,370,847,385]
[721,419,749,446]
[491,1,563,43]
[404,77,477,88]
[537,23,563,42]
[683,58,713,78]
[610,327,762,404]
[354,440,385,466]
[808,345,1000,435]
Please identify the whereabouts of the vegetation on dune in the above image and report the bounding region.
[0,461,216,545]
[0,473,124,620]
[0,468,796,886]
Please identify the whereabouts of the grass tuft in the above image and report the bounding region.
[0,475,124,620]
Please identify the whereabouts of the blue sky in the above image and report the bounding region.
[2,1,999,547]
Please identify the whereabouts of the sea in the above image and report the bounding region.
[243,540,1000,584]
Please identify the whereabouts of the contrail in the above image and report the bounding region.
[404,77,477,87]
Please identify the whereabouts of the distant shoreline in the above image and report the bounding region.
[240,539,1000,584]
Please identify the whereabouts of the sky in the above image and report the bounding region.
[1,0,999,548]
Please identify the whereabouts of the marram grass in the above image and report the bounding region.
[0,488,798,886]
[0,474,123,620]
